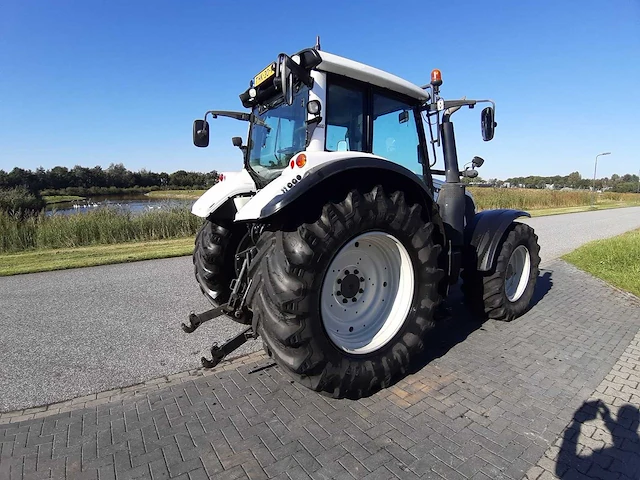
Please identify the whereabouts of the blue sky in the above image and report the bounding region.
[1,0,638,180]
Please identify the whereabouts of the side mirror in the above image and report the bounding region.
[481,107,496,141]
[276,54,294,106]
[232,136,243,148]
[193,119,209,147]
[472,156,485,168]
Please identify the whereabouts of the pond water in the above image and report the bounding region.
[45,194,195,216]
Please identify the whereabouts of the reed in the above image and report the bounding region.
[468,188,640,211]
[0,206,201,254]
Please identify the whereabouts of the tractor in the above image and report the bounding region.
[182,40,541,398]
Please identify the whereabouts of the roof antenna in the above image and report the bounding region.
[315,35,321,51]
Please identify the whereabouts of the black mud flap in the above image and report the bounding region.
[465,209,531,271]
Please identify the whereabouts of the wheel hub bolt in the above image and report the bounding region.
[336,268,368,304]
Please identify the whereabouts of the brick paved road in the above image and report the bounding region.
[1,260,639,480]
[528,329,640,480]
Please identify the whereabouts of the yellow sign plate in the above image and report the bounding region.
[254,63,275,87]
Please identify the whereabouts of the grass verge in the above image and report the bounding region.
[0,237,194,276]
[563,228,640,297]
[526,202,640,217]
[43,195,85,204]
[147,190,205,199]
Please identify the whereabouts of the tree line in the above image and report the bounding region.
[2,163,639,195]
[0,163,219,195]
[468,171,640,193]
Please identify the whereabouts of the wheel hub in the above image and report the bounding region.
[506,264,514,279]
[321,231,415,355]
[337,270,364,300]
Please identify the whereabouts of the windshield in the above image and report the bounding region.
[248,85,308,182]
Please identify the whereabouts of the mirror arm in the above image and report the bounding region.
[248,113,271,131]
[424,99,495,116]
[203,110,251,122]
[201,110,271,131]
[474,99,496,117]
[443,99,474,121]
[431,168,477,178]
[305,116,322,147]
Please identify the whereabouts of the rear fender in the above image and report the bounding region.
[191,169,256,218]
[235,151,435,222]
[465,209,531,271]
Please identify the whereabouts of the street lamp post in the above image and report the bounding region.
[592,152,611,207]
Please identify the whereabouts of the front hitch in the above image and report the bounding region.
[182,246,259,368]
[201,327,255,368]
[181,304,234,333]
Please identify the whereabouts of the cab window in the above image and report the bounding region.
[372,94,420,170]
[325,83,365,152]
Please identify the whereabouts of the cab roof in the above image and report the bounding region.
[313,50,429,102]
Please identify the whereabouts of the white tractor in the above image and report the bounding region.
[182,40,541,398]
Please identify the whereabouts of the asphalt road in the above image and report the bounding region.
[1,206,639,412]
[521,206,640,267]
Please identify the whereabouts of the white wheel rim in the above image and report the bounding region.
[320,231,415,355]
[505,245,531,302]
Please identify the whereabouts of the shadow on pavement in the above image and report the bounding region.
[529,269,554,309]
[406,270,554,378]
[556,400,640,478]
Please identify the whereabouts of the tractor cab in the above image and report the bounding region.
[194,47,434,187]
[193,45,496,197]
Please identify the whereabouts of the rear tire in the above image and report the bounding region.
[462,222,540,321]
[193,219,249,306]
[247,185,445,398]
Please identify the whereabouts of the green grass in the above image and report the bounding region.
[0,238,194,276]
[563,228,640,297]
[43,195,85,204]
[0,206,202,254]
[146,189,206,199]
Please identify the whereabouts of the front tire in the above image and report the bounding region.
[248,185,445,398]
[462,222,540,321]
[193,219,249,306]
